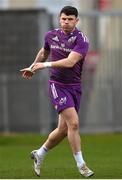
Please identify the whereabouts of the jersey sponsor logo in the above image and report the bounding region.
[51,44,71,53]
[61,43,65,47]
[59,97,67,105]
[52,36,59,42]
[68,36,77,44]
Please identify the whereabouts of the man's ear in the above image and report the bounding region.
[76,18,79,24]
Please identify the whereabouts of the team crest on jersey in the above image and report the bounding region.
[59,97,67,105]
[52,36,59,42]
[61,43,65,48]
[68,36,76,44]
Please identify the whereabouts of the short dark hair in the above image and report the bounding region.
[60,6,78,18]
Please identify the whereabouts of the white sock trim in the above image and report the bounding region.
[37,145,48,157]
[73,151,85,168]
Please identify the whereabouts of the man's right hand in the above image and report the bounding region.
[20,67,34,80]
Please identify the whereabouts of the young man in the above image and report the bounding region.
[21,6,94,178]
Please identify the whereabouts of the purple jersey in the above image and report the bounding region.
[44,28,89,84]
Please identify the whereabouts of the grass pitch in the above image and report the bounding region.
[0,133,122,179]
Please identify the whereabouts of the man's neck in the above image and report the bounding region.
[61,27,76,35]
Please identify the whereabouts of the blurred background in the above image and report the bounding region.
[0,0,122,134]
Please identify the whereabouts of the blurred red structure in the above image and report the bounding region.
[84,51,100,74]
[99,0,112,11]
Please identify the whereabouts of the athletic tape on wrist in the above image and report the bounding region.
[43,62,52,68]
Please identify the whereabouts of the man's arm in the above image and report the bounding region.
[33,47,50,64]
[32,51,83,72]
[51,51,82,68]
[20,48,50,79]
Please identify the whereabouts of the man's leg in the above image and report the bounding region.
[43,115,67,149]
[31,115,67,176]
[60,107,81,153]
[60,107,94,177]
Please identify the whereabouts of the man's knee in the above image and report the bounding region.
[63,111,79,130]
[69,121,79,131]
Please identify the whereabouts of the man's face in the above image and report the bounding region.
[59,13,79,33]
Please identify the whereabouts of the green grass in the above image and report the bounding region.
[0,133,122,179]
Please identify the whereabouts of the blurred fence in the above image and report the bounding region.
[0,9,53,133]
[0,9,122,133]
